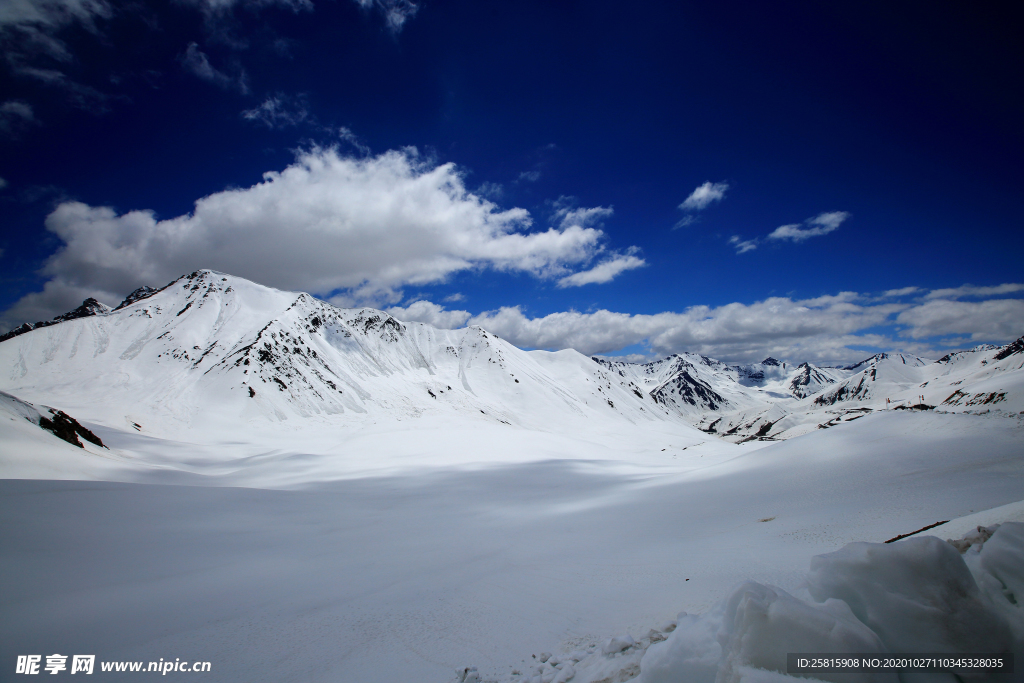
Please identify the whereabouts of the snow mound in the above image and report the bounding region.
[637,524,1023,683]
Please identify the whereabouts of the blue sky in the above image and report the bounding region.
[1,0,1022,363]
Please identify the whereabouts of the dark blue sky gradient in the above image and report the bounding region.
[1,0,1022,332]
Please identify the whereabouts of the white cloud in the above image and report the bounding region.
[923,283,1024,300]
[557,253,645,288]
[460,286,1022,363]
[386,300,471,329]
[729,235,758,253]
[351,0,419,32]
[517,170,541,183]
[242,94,310,128]
[896,299,1024,341]
[466,294,907,362]
[882,286,920,297]
[474,182,503,200]
[180,42,248,93]
[182,0,312,15]
[768,211,850,242]
[0,0,112,30]
[554,204,614,230]
[0,100,36,135]
[679,181,728,211]
[2,147,624,326]
[338,126,370,155]
[443,292,465,303]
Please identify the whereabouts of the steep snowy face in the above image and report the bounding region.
[788,362,843,399]
[814,352,933,407]
[597,353,744,417]
[0,297,113,343]
[0,271,670,439]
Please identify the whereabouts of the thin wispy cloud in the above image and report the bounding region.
[557,252,646,288]
[180,42,249,94]
[679,181,729,211]
[338,126,370,155]
[924,283,1024,300]
[768,211,850,242]
[882,286,920,297]
[351,0,419,33]
[0,100,36,136]
[729,235,758,253]
[242,94,311,129]
[675,181,728,229]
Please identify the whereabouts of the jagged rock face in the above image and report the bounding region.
[0,270,670,436]
[994,335,1024,361]
[789,362,838,399]
[114,286,162,311]
[650,368,726,412]
[937,345,998,364]
[0,390,106,449]
[0,297,113,343]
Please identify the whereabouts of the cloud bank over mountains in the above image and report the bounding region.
[2,147,640,324]
[388,290,1024,364]
[2,142,1020,364]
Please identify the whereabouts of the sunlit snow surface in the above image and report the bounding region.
[1,271,1023,682]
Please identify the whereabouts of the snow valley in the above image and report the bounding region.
[2,271,1023,682]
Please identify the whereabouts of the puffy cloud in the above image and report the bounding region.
[242,94,310,128]
[467,294,902,361]
[351,0,419,32]
[729,235,758,253]
[557,253,645,288]
[924,283,1024,300]
[896,298,1024,341]
[768,211,850,242]
[387,300,471,329]
[2,147,629,327]
[180,42,248,93]
[679,181,728,211]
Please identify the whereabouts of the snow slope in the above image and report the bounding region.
[695,341,1024,443]
[0,271,692,478]
[1,271,1022,683]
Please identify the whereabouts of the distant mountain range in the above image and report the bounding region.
[2,270,1021,448]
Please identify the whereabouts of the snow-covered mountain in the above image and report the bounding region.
[3,271,1024,683]
[3,270,1021,454]
[595,353,849,419]
[0,271,676,445]
[696,340,1024,442]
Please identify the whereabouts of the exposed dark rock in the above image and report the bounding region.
[38,409,106,449]
[994,334,1024,361]
[114,286,159,310]
[0,298,112,343]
